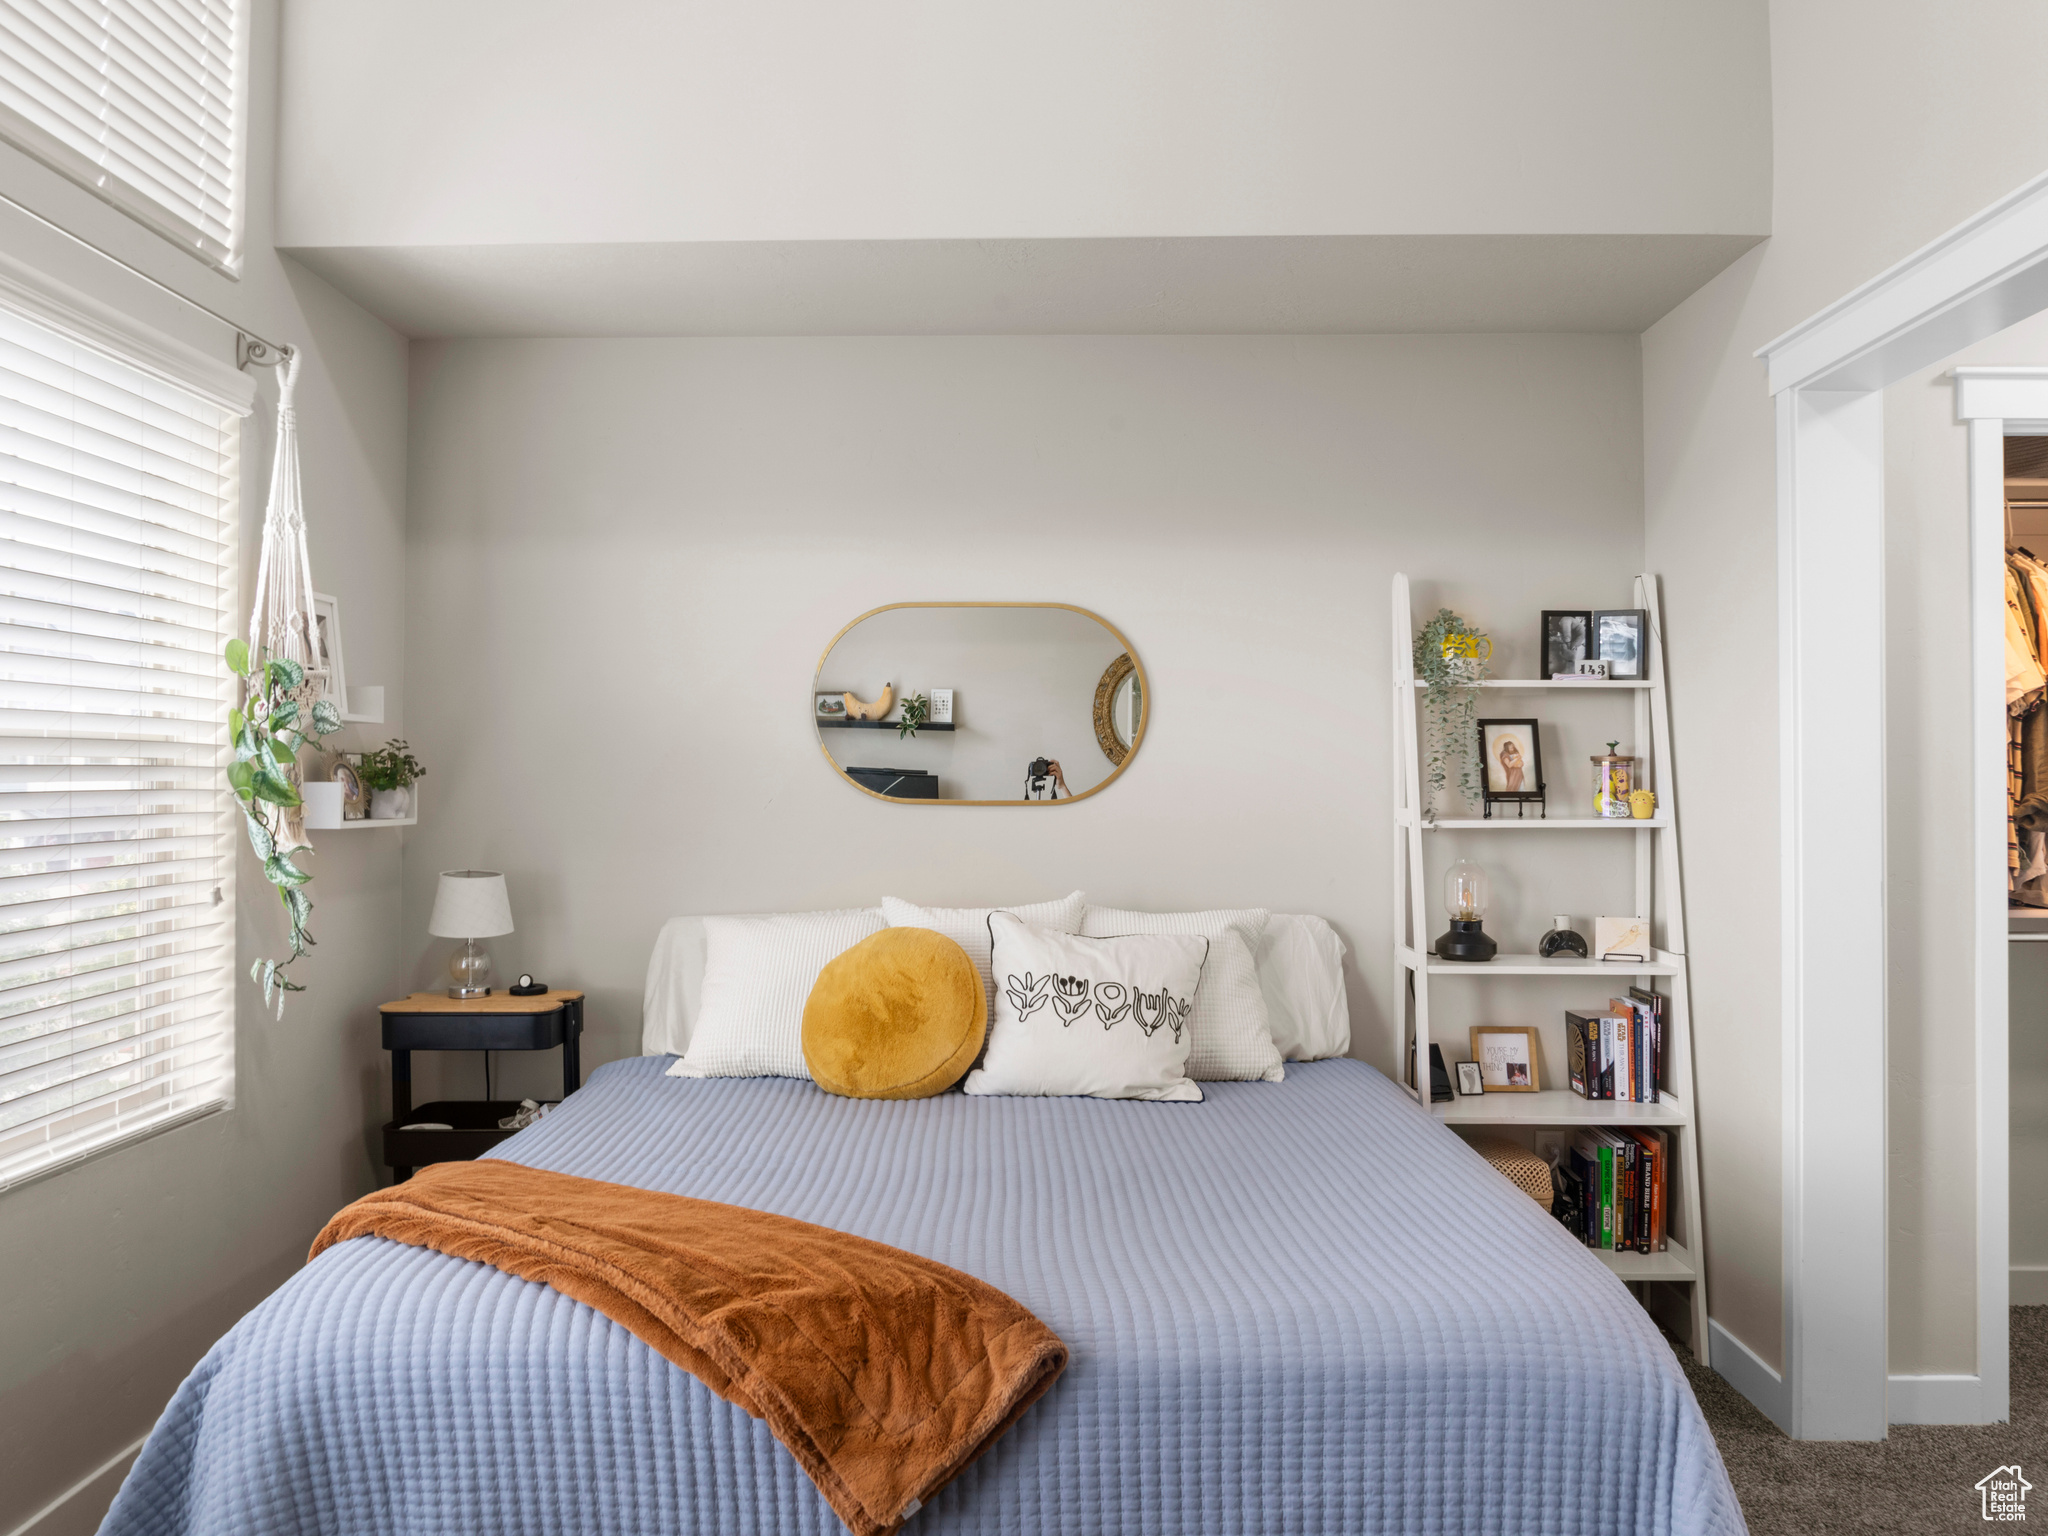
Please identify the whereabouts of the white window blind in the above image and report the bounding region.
[0,0,240,268]
[0,300,238,1191]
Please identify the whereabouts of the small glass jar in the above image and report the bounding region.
[1592,742,1636,819]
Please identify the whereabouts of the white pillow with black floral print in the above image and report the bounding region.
[963,912,1208,1102]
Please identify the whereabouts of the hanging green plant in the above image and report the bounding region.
[1413,608,1491,814]
[224,637,341,1015]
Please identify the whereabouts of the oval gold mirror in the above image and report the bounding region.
[814,603,1147,804]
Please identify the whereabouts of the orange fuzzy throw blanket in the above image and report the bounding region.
[311,1161,1067,1536]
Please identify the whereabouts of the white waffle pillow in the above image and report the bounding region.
[880,891,1085,1025]
[671,908,884,1079]
[1081,905,1284,1082]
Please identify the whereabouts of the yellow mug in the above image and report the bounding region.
[1629,789,1657,819]
[1441,633,1492,662]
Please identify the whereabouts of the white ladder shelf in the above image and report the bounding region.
[1391,571,1709,1354]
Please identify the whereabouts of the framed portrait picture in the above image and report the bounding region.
[1455,1060,1485,1096]
[311,592,347,715]
[335,753,368,821]
[815,692,848,721]
[1469,1025,1541,1092]
[1540,610,1592,679]
[1477,718,1544,811]
[1592,608,1647,680]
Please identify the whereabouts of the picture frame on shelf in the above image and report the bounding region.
[815,692,848,721]
[1595,916,1650,964]
[311,592,347,716]
[1455,1060,1485,1096]
[335,753,368,821]
[1540,610,1592,679]
[929,688,954,724]
[1477,717,1545,814]
[1592,608,1648,680]
[1469,1025,1541,1091]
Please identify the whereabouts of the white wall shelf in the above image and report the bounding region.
[1392,571,1708,1355]
[315,816,414,830]
[1398,946,1684,978]
[1409,816,1670,831]
[1409,678,1653,689]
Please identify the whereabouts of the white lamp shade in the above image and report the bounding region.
[429,870,514,939]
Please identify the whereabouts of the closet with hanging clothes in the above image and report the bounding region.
[2007,437,2048,908]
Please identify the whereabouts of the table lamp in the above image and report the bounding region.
[429,869,514,998]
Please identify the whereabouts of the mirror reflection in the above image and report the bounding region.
[815,604,1147,803]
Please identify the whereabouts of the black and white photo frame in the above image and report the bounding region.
[1455,1060,1485,1096]
[1592,609,1648,681]
[1540,610,1592,679]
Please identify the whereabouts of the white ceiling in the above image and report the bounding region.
[283,233,1764,340]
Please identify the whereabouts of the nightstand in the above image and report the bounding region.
[379,990,584,1180]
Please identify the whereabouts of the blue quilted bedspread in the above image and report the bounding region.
[100,1056,1745,1535]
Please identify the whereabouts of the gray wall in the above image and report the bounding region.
[0,3,410,1528]
[401,332,1647,1107]
[1641,0,2048,1377]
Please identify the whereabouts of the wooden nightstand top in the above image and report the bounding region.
[380,989,584,1014]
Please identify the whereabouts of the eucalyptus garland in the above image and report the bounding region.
[225,638,341,1015]
[1412,608,1490,813]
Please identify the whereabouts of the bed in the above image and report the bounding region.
[101,1049,1744,1535]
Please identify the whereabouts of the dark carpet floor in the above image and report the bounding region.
[1680,1306,2046,1534]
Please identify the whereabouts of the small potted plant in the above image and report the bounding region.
[360,738,426,820]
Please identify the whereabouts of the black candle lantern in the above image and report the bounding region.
[1433,860,1498,962]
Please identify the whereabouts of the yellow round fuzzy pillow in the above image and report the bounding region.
[802,927,986,1099]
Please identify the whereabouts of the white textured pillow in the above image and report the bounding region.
[1258,914,1351,1060]
[1081,906,1284,1082]
[965,913,1205,1101]
[881,891,1085,1025]
[671,908,884,1079]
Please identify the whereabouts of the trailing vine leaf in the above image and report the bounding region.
[1413,608,1491,814]
[226,636,340,1016]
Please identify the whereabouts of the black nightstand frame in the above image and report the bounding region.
[379,991,583,1180]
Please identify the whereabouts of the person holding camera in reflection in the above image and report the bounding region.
[1025,757,1069,800]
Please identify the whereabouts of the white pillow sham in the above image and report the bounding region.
[1080,905,1283,1082]
[964,913,1205,1101]
[1258,913,1351,1060]
[670,907,884,1079]
[880,891,1085,1025]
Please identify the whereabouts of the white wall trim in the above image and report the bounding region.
[1708,1319,1791,1435]
[2,1433,145,1536]
[1755,175,2048,1436]
[1888,1374,1991,1426]
[1759,167,2048,394]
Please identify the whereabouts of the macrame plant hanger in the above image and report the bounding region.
[244,350,326,848]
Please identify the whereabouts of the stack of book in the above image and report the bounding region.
[1564,987,1664,1102]
[1551,1128,1669,1253]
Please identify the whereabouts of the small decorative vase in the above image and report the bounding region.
[1538,915,1589,959]
[369,786,412,820]
[1629,789,1657,820]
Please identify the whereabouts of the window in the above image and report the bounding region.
[0,0,242,269]
[0,297,239,1190]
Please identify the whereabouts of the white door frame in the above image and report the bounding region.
[1758,170,2048,1438]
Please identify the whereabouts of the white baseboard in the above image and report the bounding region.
[2012,1265,2048,1305]
[1708,1318,1792,1434]
[4,1436,145,1536]
[1889,1373,1998,1425]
